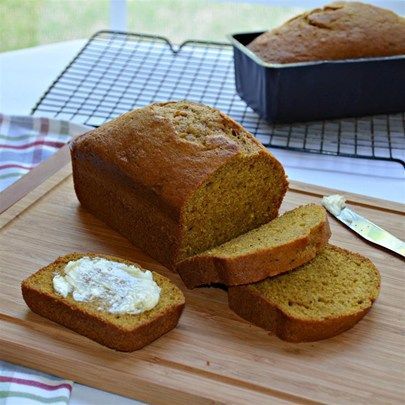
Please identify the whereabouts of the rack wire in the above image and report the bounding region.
[32,31,405,167]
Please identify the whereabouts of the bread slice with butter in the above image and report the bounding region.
[228,245,380,342]
[176,204,331,288]
[21,253,185,351]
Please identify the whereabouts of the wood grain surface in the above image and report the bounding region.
[0,162,404,404]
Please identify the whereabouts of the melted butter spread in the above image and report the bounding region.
[52,257,161,314]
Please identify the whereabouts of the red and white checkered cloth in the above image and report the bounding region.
[0,114,89,192]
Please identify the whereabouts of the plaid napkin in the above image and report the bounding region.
[0,114,90,192]
[0,361,73,404]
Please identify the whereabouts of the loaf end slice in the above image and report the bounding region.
[229,245,380,342]
[21,253,185,351]
[176,204,331,288]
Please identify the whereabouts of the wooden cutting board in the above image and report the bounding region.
[1,147,404,404]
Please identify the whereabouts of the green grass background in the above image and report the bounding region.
[0,0,301,52]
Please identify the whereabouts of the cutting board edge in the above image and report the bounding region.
[0,316,315,405]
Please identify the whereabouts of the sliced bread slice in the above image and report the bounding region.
[228,245,380,342]
[21,253,185,351]
[176,204,331,288]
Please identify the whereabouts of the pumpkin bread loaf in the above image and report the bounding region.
[228,245,380,342]
[176,204,331,288]
[248,2,405,64]
[21,253,185,352]
[70,101,288,269]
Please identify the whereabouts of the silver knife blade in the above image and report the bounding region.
[322,195,405,258]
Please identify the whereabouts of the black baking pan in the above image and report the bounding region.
[230,31,405,123]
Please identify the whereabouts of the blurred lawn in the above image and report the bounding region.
[0,0,301,52]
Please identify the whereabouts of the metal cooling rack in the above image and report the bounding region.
[32,31,405,167]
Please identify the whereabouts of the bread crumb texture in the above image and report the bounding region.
[251,245,380,320]
[207,204,326,257]
[181,153,287,259]
[176,204,330,288]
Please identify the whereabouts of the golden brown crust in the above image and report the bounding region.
[71,102,260,218]
[228,285,371,342]
[248,2,405,64]
[228,245,381,342]
[71,101,288,268]
[176,207,331,288]
[21,253,185,352]
[71,163,183,268]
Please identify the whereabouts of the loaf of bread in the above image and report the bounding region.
[228,245,380,342]
[21,253,185,351]
[248,2,405,64]
[176,204,331,288]
[71,101,288,268]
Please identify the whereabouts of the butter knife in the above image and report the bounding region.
[321,195,405,258]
